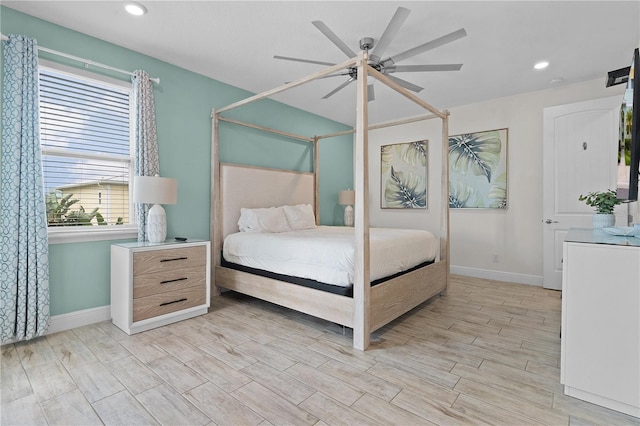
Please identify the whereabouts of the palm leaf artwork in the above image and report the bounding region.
[400,141,427,167]
[385,166,426,208]
[381,144,395,174]
[449,131,501,182]
[448,128,508,209]
[488,173,507,208]
[449,180,481,208]
[381,140,428,209]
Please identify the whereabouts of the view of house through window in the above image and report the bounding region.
[39,66,133,227]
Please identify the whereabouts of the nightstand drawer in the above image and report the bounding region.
[133,268,205,299]
[133,246,206,276]
[133,286,206,322]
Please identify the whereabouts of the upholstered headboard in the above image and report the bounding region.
[219,163,315,240]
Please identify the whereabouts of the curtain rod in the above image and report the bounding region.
[1,33,159,84]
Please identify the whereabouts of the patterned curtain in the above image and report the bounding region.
[132,70,159,242]
[0,35,50,343]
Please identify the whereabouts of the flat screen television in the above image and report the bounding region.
[607,49,640,201]
[630,48,639,200]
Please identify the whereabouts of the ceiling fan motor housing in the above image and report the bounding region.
[359,37,375,51]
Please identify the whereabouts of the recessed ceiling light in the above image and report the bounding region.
[534,61,550,70]
[125,2,147,16]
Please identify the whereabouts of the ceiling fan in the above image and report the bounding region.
[274,7,467,101]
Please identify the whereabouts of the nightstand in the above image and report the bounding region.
[110,239,210,335]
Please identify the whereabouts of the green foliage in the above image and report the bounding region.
[625,109,633,137]
[620,108,633,164]
[621,138,632,165]
[578,190,622,214]
[46,192,80,225]
[46,192,104,226]
[96,212,107,226]
[65,206,100,226]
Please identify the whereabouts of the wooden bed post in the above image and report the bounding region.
[441,111,451,295]
[211,110,221,297]
[314,136,320,225]
[353,51,371,351]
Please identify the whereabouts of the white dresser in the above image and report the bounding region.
[561,228,640,417]
[110,239,211,335]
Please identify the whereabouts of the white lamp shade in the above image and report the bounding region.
[133,176,178,205]
[338,190,355,206]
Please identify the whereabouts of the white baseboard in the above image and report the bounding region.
[47,305,111,335]
[450,265,543,287]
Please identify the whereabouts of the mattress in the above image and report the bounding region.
[222,226,438,288]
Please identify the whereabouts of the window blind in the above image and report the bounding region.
[39,68,132,227]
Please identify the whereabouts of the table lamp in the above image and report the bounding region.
[339,189,355,227]
[133,175,178,243]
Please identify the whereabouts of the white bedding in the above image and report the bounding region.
[222,226,438,287]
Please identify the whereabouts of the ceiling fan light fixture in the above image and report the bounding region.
[125,2,147,16]
[534,61,550,70]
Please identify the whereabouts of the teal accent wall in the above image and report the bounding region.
[1,7,353,316]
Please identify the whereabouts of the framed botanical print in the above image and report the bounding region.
[380,140,427,209]
[449,128,508,209]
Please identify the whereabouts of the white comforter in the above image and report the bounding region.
[222,226,438,287]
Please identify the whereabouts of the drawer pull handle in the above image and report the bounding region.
[160,257,187,263]
[160,277,188,284]
[160,298,187,307]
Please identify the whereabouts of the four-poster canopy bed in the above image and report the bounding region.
[210,51,450,350]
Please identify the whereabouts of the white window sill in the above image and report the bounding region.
[48,226,138,244]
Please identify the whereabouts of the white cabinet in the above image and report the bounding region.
[561,229,640,417]
[111,240,211,335]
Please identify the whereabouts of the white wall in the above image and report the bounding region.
[369,78,626,286]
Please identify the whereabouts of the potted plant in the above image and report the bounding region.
[578,189,622,228]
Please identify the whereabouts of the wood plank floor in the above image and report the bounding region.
[2,275,638,425]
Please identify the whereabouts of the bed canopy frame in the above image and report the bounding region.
[211,51,450,350]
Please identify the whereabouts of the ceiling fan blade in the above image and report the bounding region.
[371,7,410,61]
[274,55,336,67]
[387,75,424,93]
[384,28,467,66]
[322,78,355,99]
[368,84,375,102]
[387,64,463,72]
[312,20,357,58]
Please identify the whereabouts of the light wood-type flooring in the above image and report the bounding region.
[2,275,639,425]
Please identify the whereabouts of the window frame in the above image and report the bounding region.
[39,60,137,244]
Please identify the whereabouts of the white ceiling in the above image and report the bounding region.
[4,1,640,126]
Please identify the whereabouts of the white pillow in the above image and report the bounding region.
[238,207,291,233]
[283,204,316,230]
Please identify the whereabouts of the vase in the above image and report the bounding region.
[592,213,615,228]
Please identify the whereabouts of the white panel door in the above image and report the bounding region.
[542,96,621,290]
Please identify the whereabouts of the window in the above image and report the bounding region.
[39,63,136,242]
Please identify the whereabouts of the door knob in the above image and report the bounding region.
[543,219,559,224]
